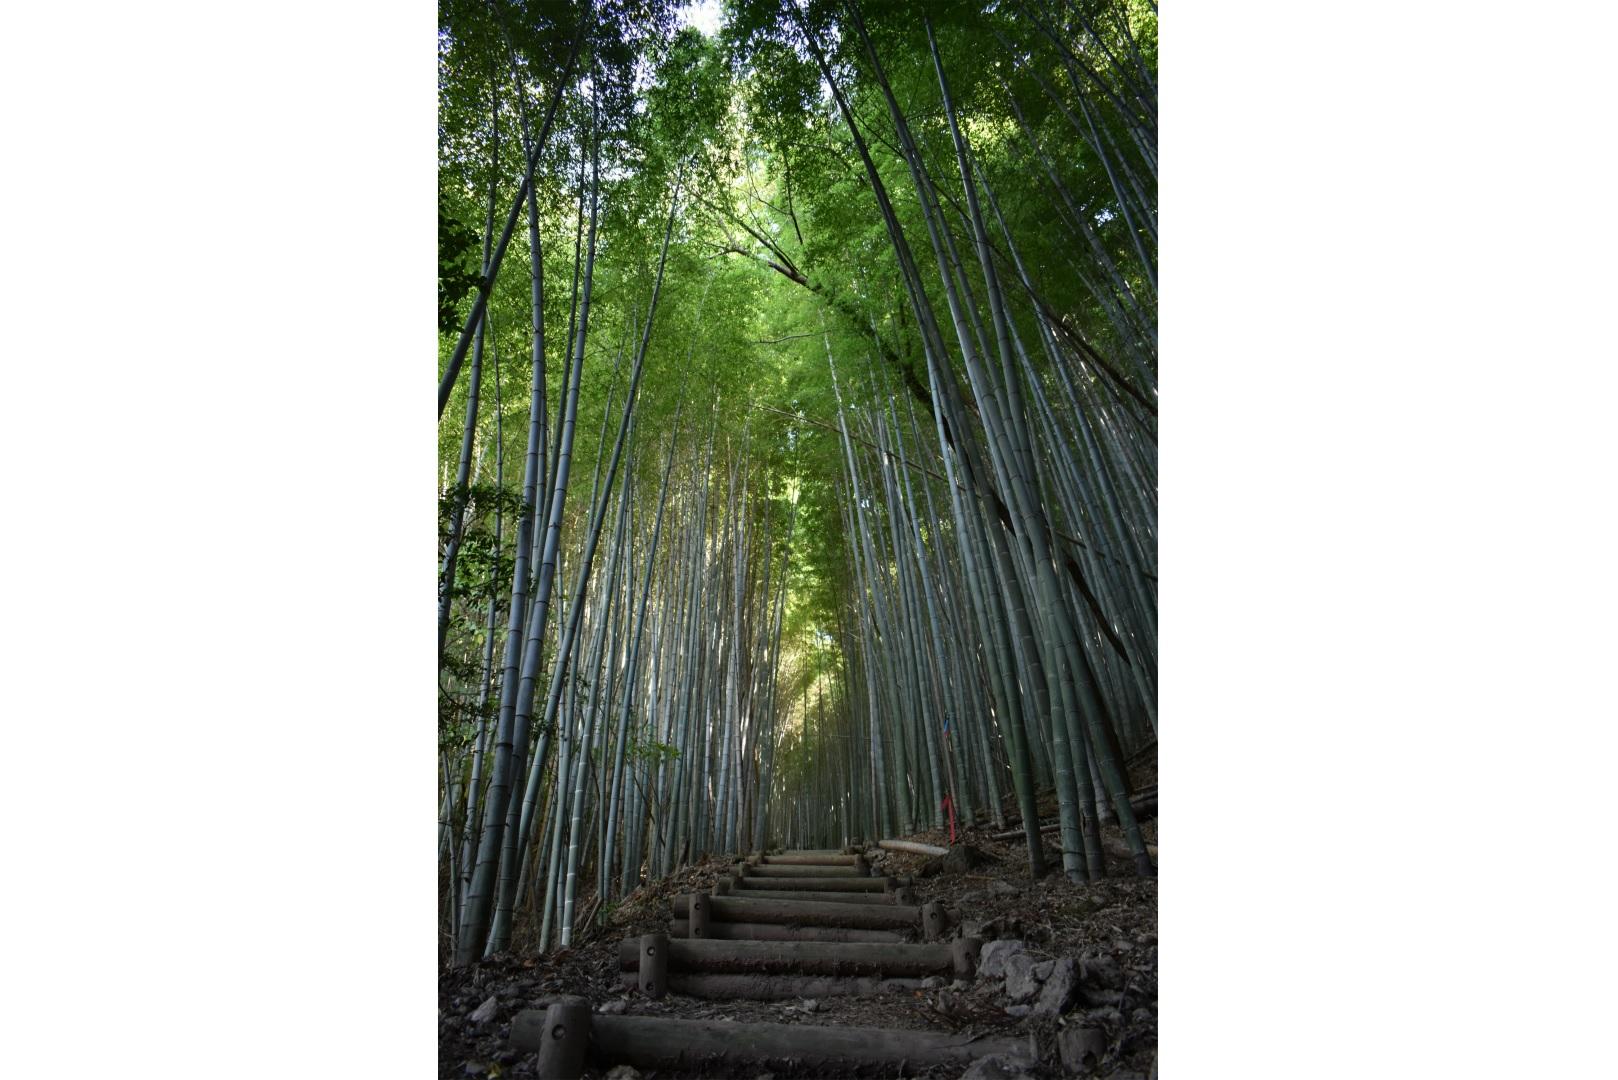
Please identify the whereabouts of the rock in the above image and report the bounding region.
[1057,1025,1110,1071]
[977,939,1027,979]
[605,1067,642,1080]
[961,890,990,904]
[468,995,499,1024]
[959,1053,1036,1080]
[1003,1004,1031,1019]
[1080,986,1124,1007]
[1081,1005,1123,1026]
[1131,1007,1154,1026]
[979,916,1025,940]
[1033,957,1079,1017]
[1113,938,1136,953]
[1003,954,1050,1002]
[919,844,996,877]
[1081,953,1125,990]
[597,999,627,1015]
[800,998,820,1013]
[988,880,1021,897]
[922,975,948,989]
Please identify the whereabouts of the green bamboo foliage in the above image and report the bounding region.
[440,0,1157,958]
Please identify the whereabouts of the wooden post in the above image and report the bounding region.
[893,886,917,905]
[951,937,983,978]
[638,933,668,999]
[687,893,710,939]
[853,854,869,876]
[921,901,947,941]
[712,878,732,896]
[531,997,590,1080]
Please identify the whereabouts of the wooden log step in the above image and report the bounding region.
[740,862,869,878]
[618,937,976,978]
[670,919,907,943]
[672,894,921,929]
[511,1010,1038,1074]
[733,874,900,892]
[619,970,934,997]
[759,852,860,866]
[719,885,914,905]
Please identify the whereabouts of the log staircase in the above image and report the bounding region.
[510,848,1036,1077]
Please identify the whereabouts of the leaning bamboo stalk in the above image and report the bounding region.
[877,839,949,857]
[437,32,578,419]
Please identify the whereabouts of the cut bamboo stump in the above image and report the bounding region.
[673,894,922,929]
[670,919,906,943]
[618,937,966,978]
[510,1013,1038,1075]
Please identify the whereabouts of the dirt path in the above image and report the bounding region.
[441,824,1156,1078]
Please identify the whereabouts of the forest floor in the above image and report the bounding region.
[441,769,1157,1079]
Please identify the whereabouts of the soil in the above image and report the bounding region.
[441,779,1157,1079]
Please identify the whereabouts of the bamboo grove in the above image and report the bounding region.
[438,0,1156,963]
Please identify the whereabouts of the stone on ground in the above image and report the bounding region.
[1058,1025,1110,1071]
[977,939,1027,979]
[959,1053,1037,1080]
[1033,957,1079,1017]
